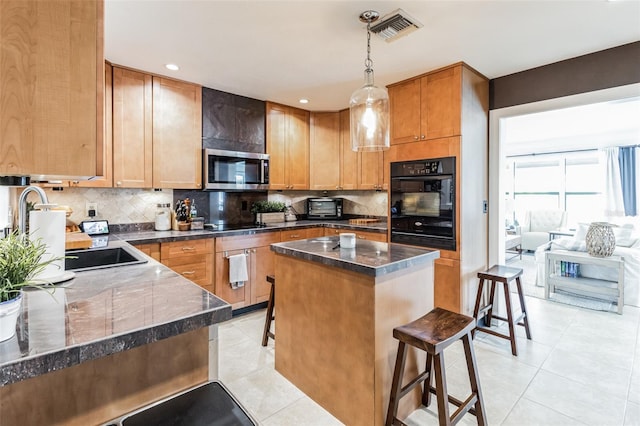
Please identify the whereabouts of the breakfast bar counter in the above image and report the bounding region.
[0,240,232,425]
[271,237,439,426]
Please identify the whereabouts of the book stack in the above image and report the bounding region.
[558,261,580,278]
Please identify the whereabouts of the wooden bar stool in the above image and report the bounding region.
[386,307,486,426]
[261,275,276,347]
[472,265,531,356]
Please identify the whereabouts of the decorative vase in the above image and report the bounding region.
[585,222,616,257]
[0,292,23,342]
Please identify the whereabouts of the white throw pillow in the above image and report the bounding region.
[614,223,636,247]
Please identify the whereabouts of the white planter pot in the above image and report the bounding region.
[0,292,22,342]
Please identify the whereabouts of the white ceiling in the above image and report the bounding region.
[105,0,640,111]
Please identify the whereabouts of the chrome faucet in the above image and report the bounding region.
[18,186,49,234]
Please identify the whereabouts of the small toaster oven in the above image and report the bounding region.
[306,198,343,220]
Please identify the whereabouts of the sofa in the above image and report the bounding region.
[535,219,640,307]
[518,209,568,251]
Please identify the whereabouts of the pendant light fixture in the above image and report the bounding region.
[350,10,390,152]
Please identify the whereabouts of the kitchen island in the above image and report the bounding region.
[0,240,231,425]
[271,237,440,426]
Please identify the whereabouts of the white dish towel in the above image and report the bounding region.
[228,253,248,289]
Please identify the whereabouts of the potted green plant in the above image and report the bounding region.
[251,201,286,225]
[0,231,61,341]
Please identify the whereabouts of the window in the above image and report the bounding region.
[507,151,603,228]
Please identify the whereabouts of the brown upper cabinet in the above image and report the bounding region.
[309,111,357,191]
[388,65,462,145]
[112,67,153,188]
[71,62,114,188]
[266,102,310,190]
[152,77,202,189]
[110,67,202,189]
[0,0,104,179]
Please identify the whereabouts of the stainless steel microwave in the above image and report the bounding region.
[203,149,269,190]
[307,198,343,220]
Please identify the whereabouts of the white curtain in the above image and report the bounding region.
[602,147,626,219]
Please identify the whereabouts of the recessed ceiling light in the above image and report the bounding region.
[299,98,309,104]
[165,64,180,71]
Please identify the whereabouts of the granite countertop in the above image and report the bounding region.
[271,236,440,277]
[0,240,232,386]
[114,219,387,245]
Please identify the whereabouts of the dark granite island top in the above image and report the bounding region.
[0,240,232,425]
[270,236,440,277]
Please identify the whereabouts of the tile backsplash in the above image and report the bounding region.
[28,187,173,226]
[10,187,387,227]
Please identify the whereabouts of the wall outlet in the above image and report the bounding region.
[86,202,98,217]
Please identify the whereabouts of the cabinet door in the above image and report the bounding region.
[340,109,358,190]
[310,112,340,190]
[266,103,288,190]
[112,67,153,188]
[287,107,310,190]
[215,249,251,309]
[358,151,383,190]
[0,0,103,177]
[422,66,461,140]
[388,78,421,145]
[152,77,202,189]
[434,257,461,313]
[135,242,161,262]
[252,245,275,304]
[72,61,113,188]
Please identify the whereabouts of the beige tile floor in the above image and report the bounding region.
[218,296,640,426]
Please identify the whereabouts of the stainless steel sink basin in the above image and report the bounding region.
[65,246,147,272]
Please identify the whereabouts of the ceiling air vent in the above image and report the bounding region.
[369,9,423,42]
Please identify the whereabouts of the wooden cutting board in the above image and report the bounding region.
[65,232,93,250]
[348,218,380,225]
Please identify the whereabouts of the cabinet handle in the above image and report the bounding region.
[413,135,419,140]
[181,271,196,276]
[357,235,366,239]
[420,135,426,140]
[116,181,122,186]
[181,247,196,251]
[290,234,299,238]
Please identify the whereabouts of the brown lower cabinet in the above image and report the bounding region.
[134,226,382,310]
[161,239,214,294]
[215,232,280,310]
[280,227,324,242]
[323,228,387,242]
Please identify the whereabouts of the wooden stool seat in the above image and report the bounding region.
[261,275,276,347]
[473,265,531,356]
[386,307,486,426]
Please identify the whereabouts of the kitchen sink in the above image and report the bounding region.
[65,246,147,272]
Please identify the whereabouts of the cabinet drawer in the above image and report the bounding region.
[323,228,387,242]
[162,257,208,283]
[161,238,213,258]
[216,231,280,252]
[280,227,323,241]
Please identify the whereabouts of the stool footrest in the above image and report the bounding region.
[399,370,430,399]
[476,304,493,317]
[474,326,511,341]
[427,386,478,416]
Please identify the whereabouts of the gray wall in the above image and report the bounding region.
[490,41,640,110]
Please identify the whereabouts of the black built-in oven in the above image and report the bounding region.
[390,156,456,251]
